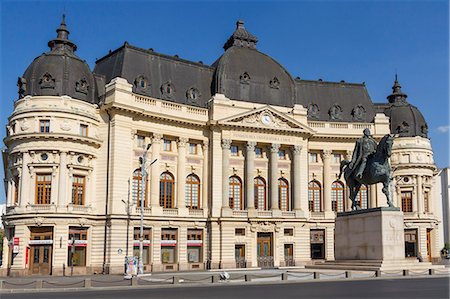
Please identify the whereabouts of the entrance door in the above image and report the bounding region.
[427,229,432,262]
[257,233,273,268]
[29,227,53,275]
[284,244,294,266]
[310,229,325,259]
[235,244,246,268]
[404,229,417,258]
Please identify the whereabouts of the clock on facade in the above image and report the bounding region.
[261,113,272,125]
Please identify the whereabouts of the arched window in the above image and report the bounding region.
[355,185,368,209]
[308,180,322,212]
[331,181,345,212]
[132,169,148,207]
[229,176,243,210]
[254,177,267,210]
[160,172,174,208]
[278,178,290,211]
[185,174,200,209]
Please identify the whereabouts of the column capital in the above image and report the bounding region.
[246,141,256,151]
[202,140,209,151]
[269,143,280,153]
[177,137,189,147]
[293,145,302,155]
[321,150,332,159]
[222,139,232,149]
[152,133,163,143]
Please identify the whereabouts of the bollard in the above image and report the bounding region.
[375,270,381,277]
[84,278,92,288]
[403,270,409,276]
[429,269,435,276]
[345,271,352,279]
[173,276,179,284]
[245,274,252,282]
[313,272,320,279]
[35,280,43,289]
[212,275,219,283]
[281,273,288,281]
[131,276,138,286]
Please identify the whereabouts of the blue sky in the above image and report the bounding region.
[0,0,448,202]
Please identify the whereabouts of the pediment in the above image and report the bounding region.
[218,106,314,134]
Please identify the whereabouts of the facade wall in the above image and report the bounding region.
[1,78,444,275]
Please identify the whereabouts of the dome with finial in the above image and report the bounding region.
[213,20,295,107]
[383,76,428,138]
[18,15,97,103]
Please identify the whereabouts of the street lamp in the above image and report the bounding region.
[138,143,157,275]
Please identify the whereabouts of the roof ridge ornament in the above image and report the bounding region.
[387,74,408,105]
[223,20,258,51]
[48,14,77,52]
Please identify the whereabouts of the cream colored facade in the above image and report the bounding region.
[1,76,444,276]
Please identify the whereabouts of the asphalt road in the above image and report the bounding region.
[2,277,449,299]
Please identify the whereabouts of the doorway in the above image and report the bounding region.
[235,244,246,268]
[426,229,432,262]
[404,229,418,258]
[310,229,325,259]
[257,233,273,268]
[284,244,294,266]
[29,227,53,275]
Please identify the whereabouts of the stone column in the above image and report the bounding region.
[20,152,31,205]
[150,134,162,208]
[417,175,423,215]
[412,175,418,212]
[246,141,256,211]
[222,139,232,211]
[58,151,67,207]
[269,143,280,211]
[202,142,208,211]
[177,137,188,209]
[370,185,377,208]
[322,150,332,213]
[293,145,302,211]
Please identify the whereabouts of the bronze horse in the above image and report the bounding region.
[339,134,394,210]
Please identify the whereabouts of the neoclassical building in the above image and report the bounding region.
[1,17,444,276]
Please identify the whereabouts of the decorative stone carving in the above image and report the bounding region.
[60,120,71,131]
[269,143,280,153]
[246,141,256,151]
[233,110,295,129]
[352,105,366,121]
[20,119,30,131]
[34,217,45,226]
[293,145,302,155]
[177,137,189,147]
[329,104,343,120]
[75,78,89,95]
[39,72,55,89]
[152,133,163,143]
[221,139,232,149]
[308,104,319,119]
[321,149,332,159]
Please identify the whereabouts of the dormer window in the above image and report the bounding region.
[186,88,200,104]
[39,72,55,89]
[75,78,89,95]
[134,75,149,92]
[240,72,250,84]
[269,77,280,89]
[161,81,174,98]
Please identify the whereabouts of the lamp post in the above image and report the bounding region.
[138,143,157,275]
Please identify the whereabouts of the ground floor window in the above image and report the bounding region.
[68,227,87,267]
[310,229,325,259]
[405,229,417,258]
[161,228,177,264]
[133,227,151,265]
[187,229,203,263]
[284,244,294,266]
[235,244,246,268]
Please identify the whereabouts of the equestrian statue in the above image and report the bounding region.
[339,129,395,210]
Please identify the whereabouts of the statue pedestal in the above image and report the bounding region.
[335,207,404,261]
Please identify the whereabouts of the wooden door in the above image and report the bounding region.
[284,244,294,266]
[427,229,432,262]
[257,233,273,268]
[235,245,245,268]
[29,228,53,275]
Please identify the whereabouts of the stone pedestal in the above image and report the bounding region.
[335,207,404,261]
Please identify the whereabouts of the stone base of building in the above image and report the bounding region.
[306,259,445,271]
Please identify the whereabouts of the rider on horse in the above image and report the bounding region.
[349,128,377,179]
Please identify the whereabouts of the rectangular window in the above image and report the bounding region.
[71,175,85,205]
[40,120,50,133]
[284,228,294,236]
[13,176,19,205]
[163,139,172,151]
[133,227,151,265]
[161,229,177,264]
[35,174,52,204]
[278,150,286,160]
[137,135,145,148]
[255,147,262,158]
[79,124,88,137]
[231,145,239,156]
[333,154,342,164]
[68,227,88,267]
[187,229,202,263]
[401,191,413,212]
[189,143,197,155]
[424,190,429,213]
[309,153,318,163]
[235,228,246,236]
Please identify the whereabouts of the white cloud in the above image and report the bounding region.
[437,126,450,133]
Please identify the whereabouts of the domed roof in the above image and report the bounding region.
[213,21,295,107]
[18,15,97,103]
[383,77,428,138]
